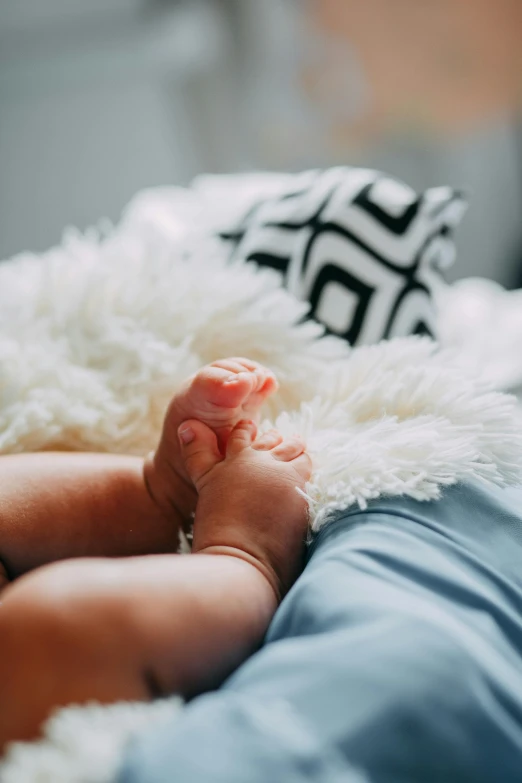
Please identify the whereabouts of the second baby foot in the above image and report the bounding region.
[179,418,312,599]
[144,358,278,525]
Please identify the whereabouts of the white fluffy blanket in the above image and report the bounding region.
[1,212,522,782]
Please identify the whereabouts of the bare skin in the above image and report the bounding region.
[0,359,278,582]
[0,360,311,750]
[144,357,279,528]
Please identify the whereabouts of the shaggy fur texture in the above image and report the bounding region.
[0,699,182,783]
[1,224,521,528]
[1,217,522,782]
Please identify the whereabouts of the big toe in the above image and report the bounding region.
[197,359,278,410]
[178,420,222,487]
[192,365,258,411]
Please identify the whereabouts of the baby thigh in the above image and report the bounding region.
[0,550,275,749]
[0,556,161,747]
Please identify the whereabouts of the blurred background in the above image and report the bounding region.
[1,0,522,285]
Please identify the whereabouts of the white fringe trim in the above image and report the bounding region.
[276,338,522,530]
[0,698,182,783]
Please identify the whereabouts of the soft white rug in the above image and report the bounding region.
[1,214,521,782]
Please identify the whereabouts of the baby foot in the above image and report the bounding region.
[144,358,278,526]
[178,418,312,599]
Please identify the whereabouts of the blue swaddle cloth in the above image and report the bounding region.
[119,482,522,782]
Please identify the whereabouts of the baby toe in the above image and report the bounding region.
[224,358,278,395]
[193,365,256,409]
[226,419,258,456]
[252,429,284,451]
[271,435,307,463]
[257,371,279,396]
[177,420,222,487]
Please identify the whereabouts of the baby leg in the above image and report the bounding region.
[0,553,275,749]
[0,359,277,581]
[0,424,311,750]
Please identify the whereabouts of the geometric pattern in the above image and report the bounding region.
[220,167,467,346]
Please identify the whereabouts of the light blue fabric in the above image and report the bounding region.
[119,482,522,782]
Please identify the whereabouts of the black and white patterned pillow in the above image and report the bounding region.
[218,167,467,345]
